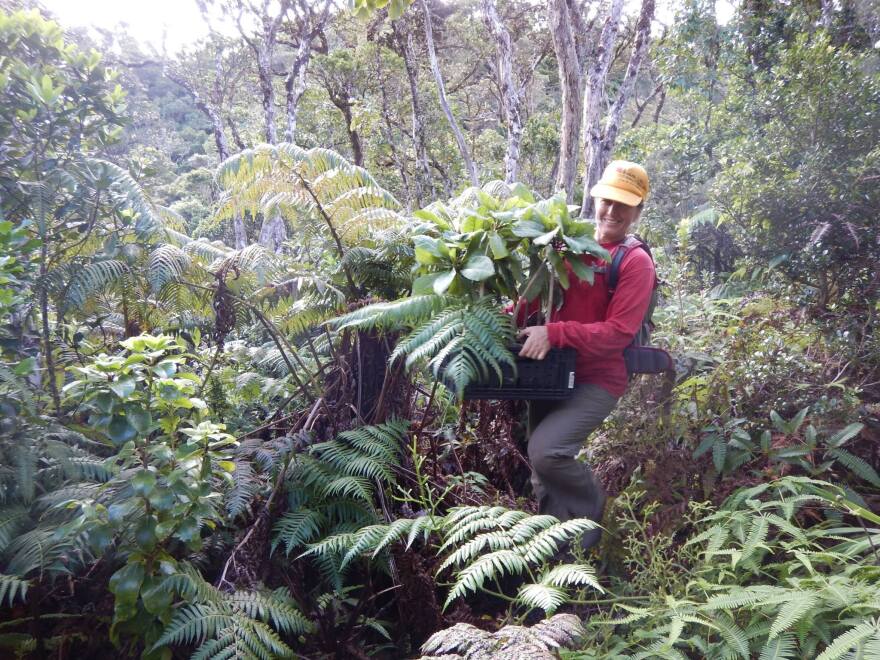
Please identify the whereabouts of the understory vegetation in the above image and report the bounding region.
[1,1,879,659]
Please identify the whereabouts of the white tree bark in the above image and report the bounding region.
[420,0,479,188]
[163,45,248,248]
[284,0,332,143]
[285,39,311,143]
[548,0,585,201]
[582,0,655,218]
[480,0,524,184]
[820,0,833,29]
[234,0,290,250]
[580,0,624,217]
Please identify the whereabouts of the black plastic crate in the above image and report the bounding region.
[463,345,577,401]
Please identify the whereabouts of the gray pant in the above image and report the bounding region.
[527,384,619,550]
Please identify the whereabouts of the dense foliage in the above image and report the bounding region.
[1,1,878,659]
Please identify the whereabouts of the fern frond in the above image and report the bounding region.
[769,593,817,639]
[230,589,312,635]
[61,260,129,312]
[152,603,235,648]
[321,476,374,502]
[828,448,880,487]
[517,583,567,614]
[331,295,447,331]
[147,244,191,293]
[759,633,798,660]
[444,550,529,608]
[271,509,325,555]
[539,563,603,591]
[816,620,880,660]
[0,506,29,553]
[0,574,29,606]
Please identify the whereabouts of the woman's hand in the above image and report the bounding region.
[517,326,551,360]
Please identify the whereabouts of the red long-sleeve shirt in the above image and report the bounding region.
[544,242,655,397]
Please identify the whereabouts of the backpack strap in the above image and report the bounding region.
[607,235,645,293]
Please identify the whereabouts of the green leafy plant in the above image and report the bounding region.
[332,183,610,396]
[56,334,239,654]
[574,478,880,659]
[309,504,603,617]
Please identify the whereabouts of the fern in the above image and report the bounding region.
[215,143,402,254]
[381,297,515,396]
[331,294,448,331]
[60,259,130,312]
[148,244,192,293]
[153,566,310,658]
[0,573,28,606]
[816,619,880,660]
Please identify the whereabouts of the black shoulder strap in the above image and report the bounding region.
[608,235,646,293]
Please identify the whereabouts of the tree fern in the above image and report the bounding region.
[60,259,130,312]
[215,143,403,252]
[331,294,449,331]
[148,244,192,293]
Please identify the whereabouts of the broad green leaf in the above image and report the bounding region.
[126,408,152,434]
[433,270,456,295]
[135,518,158,551]
[567,257,595,284]
[488,232,509,259]
[413,235,446,264]
[512,219,547,238]
[141,576,173,615]
[460,255,494,282]
[132,470,157,497]
[108,562,144,607]
[107,416,136,444]
[564,234,610,260]
[175,518,200,544]
[533,228,559,246]
[109,376,136,399]
[548,250,569,289]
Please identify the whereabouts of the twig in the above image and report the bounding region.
[196,343,223,399]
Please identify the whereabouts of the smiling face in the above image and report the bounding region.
[594,197,642,244]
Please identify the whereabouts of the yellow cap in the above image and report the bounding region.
[589,160,649,207]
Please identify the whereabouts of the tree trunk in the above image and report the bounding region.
[580,0,624,216]
[255,45,286,249]
[285,39,312,143]
[582,0,655,218]
[480,0,524,184]
[257,47,278,145]
[395,22,433,206]
[820,0,833,29]
[329,94,364,167]
[259,214,286,253]
[420,0,479,188]
[374,43,413,208]
[548,0,584,201]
